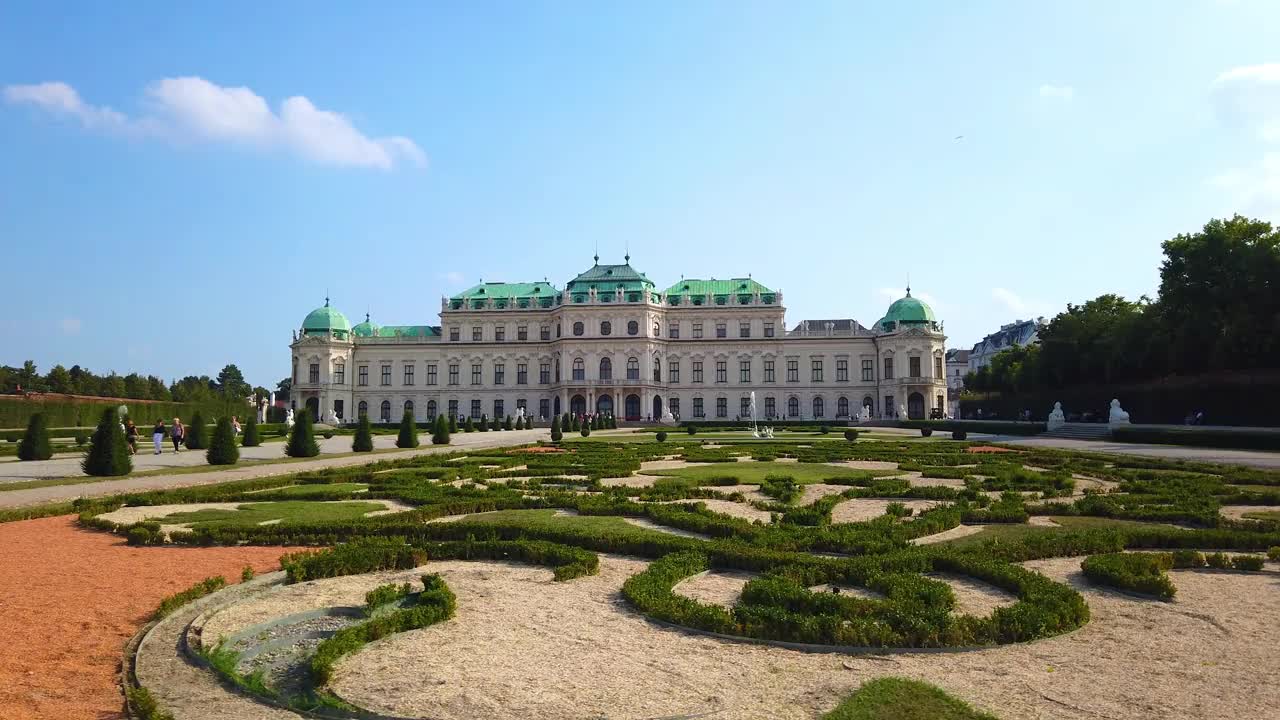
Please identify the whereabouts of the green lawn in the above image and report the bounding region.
[650,461,895,485]
[823,677,997,720]
[942,516,1179,549]
[153,500,390,529]
[246,482,369,499]
[458,508,688,542]
[1242,509,1280,521]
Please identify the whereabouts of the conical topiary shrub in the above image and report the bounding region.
[242,415,261,447]
[479,414,489,432]
[285,408,320,457]
[490,416,500,431]
[396,409,419,448]
[515,416,524,430]
[82,407,132,476]
[550,415,562,442]
[449,415,458,433]
[353,414,374,452]
[207,417,240,465]
[464,416,475,432]
[184,411,208,450]
[432,414,450,445]
[563,413,571,431]
[503,415,513,431]
[18,412,53,461]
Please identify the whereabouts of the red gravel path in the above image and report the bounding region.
[0,515,300,720]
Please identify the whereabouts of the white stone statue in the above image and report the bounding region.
[860,405,872,422]
[898,403,907,419]
[1047,402,1066,431]
[326,408,338,426]
[659,409,676,425]
[1108,398,1130,427]
[258,399,267,424]
[285,408,295,428]
[515,406,526,421]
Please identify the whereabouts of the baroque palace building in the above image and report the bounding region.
[289,257,948,424]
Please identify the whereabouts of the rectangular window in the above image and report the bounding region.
[740,397,751,417]
[669,398,680,417]
[495,326,506,342]
[764,360,775,382]
[471,399,482,417]
[517,399,527,415]
[448,399,458,418]
[764,322,775,338]
[935,356,944,379]
[786,360,799,382]
[716,397,728,418]
[765,396,776,417]
[494,399,504,418]
[472,326,482,342]
[862,359,873,382]
[885,395,895,417]
[334,364,345,385]
[669,323,679,339]
[909,356,922,378]
[937,394,945,412]
[449,327,460,342]
[309,363,319,384]
[539,363,551,384]
[693,397,704,418]
[739,321,750,338]
[715,361,727,383]
[883,357,895,380]
[716,322,727,338]
[518,326,528,341]
[517,363,528,385]
[494,363,505,385]
[403,365,415,386]
[471,364,482,385]
[811,359,824,382]
[539,399,550,419]
[358,365,369,386]
[739,360,751,383]
[380,364,391,386]
[540,326,551,341]
[668,359,680,383]
[426,364,437,386]
[448,364,459,386]
[692,361,704,383]
[836,359,848,382]
[692,322,703,339]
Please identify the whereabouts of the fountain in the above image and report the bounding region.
[749,391,773,439]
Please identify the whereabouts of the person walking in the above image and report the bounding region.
[152,419,166,455]
[171,417,185,452]
[232,416,242,435]
[124,419,139,455]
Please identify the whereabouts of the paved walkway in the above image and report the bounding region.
[995,435,1280,469]
[0,429,549,508]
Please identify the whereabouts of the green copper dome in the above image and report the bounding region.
[876,288,937,331]
[351,313,379,338]
[302,299,351,338]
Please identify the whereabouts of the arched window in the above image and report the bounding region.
[404,400,414,418]
[812,396,825,418]
[837,396,849,418]
[380,400,391,422]
[573,321,584,336]
[653,354,661,382]
[600,321,612,336]
[599,357,612,380]
[427,400,437,419]
[787,396,799,417]
[627,357,640,380]
[652,321,660,336]
[627,320,639,336]
[358,400,368,418]
[572,357,585,381]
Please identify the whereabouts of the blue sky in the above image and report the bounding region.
[3,1,1279,388]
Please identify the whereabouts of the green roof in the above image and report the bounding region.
[876,289,937,330]
[663,277,776,306]
[565,261,655,293]
[375,325,439,338]
[351,313,379,337]
[302,300,351,338]
[449,281,558,310]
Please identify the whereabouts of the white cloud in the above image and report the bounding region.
[1211,63,1280,142]
[59,317,82,335]
[991,287,1049,318]
[1206,151,1280,220]
[4,77,424,170]
[1038,84,1075,101]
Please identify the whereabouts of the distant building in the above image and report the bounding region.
[968,319,1044,371]
[944,349,969,417]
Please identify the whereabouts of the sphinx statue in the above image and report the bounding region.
[1108,399,1131,427]
[1047,402,1066,431]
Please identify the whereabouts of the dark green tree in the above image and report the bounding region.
[432,414,450,445]
[353,414,374,452]
[515,416,524,430]
[449,415,459,433]
[580,424,591,437]
[17,412,53,461]
[285,408,320,457]
[550,415,563,442]
[396,409,420,448]
[215,364,251,398]
[242,414,261,447]
[571,415,580,432]
[464,416,475,432]
[184,411,208,449]
[82,407,132,476]
[479,414,489,432]
[206,416,240,465]
[503,415,513,431]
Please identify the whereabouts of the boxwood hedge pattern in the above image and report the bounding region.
[74,436,1280,655]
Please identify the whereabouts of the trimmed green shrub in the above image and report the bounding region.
[396,409,419,448]
[1113,425,1280,451]
[352,415,374,452]
[464,416,475,432]
[952,430,967,441]
[550,415,563,442]
[843,429,858,442]
[1269,546,1280,562]
[571,415,580,432]
[206,417,240,465]
[515,416,524,430]
[580,425,591,437]
[241,415,260,447]
[1231,554,1265,571]
[921,428,933,437]
[1080,552,1176,600]
[18,412,53,461]
[479,414,489,432]
[819,425,830,434]
[82,407,132,477]
[284,409,319,458]
[280,537,426,583]
[504,415,513,431]
[656,431,668,442]
[687,424,697,435]
[126,686,175,720]
[365,582,414,612]
[241,565,255,582]
[1206,552,1230,569]
[184,411,208,450]
[431,415,450,445]
[900,419,1046,436]
[153,576,227,619]
[75,432,88,446]
[490,416,500,431]
[448,415,459,433]
[760,475,801,504]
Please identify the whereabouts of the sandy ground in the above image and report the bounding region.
[673,569,758,607]
[830,498,941,524]
[927,573,1018,616]
[909,523,984,545]
[94,499,415,534]
[828,460,900,471]
[799,483,852,505]
[622,516,710,539]
[0,515,298,720]
[600,474,662,488]
[320,554,1280,720]
[1028,516,1062,527]
[1219,505,1277,521]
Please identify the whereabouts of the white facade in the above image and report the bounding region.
[968,318,1043,371]
[289,261,947,425]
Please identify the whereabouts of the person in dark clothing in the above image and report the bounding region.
[152,420,166,455]
[124,419,139,455]
[170,418,185,451]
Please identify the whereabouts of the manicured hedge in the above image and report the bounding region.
[153,576,227,619]
[1081,552,1177,600]
[1112,425,1280,451]
[899,420,1046,436]
[280,537,426,583]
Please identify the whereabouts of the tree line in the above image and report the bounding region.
[0,361,270,405]
[966,215,1280,395]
